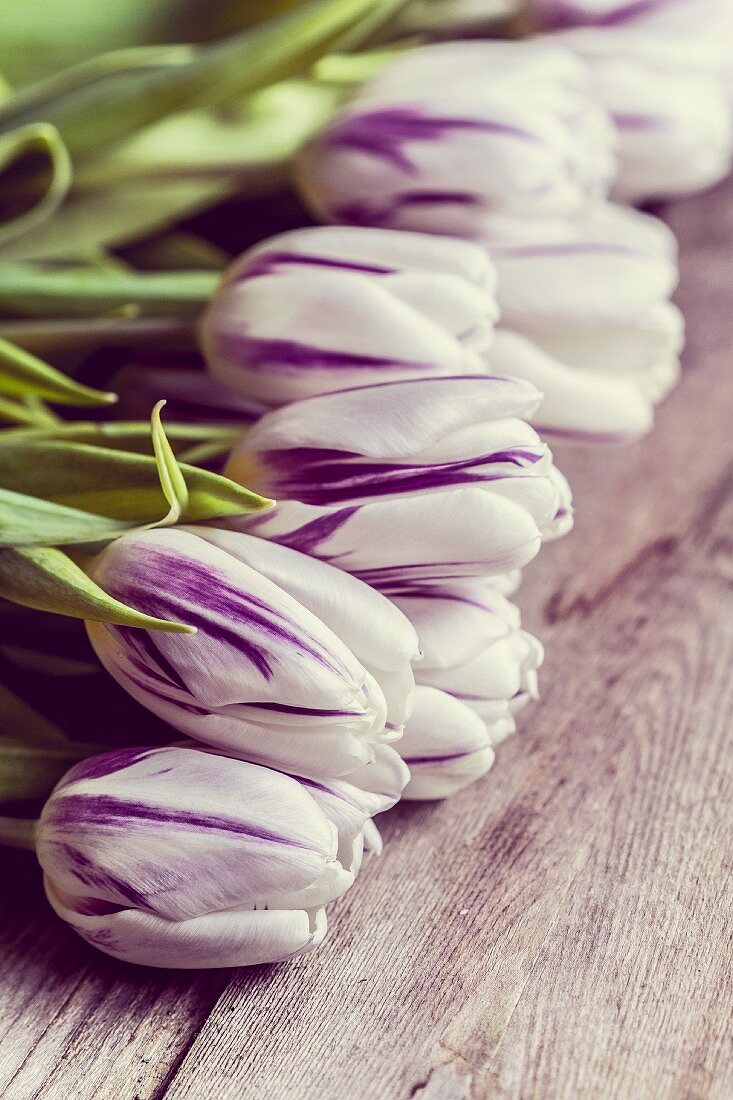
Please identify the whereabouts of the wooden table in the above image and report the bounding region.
[1,180,732,1100]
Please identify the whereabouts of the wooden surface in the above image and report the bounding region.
[1,179,732,1100]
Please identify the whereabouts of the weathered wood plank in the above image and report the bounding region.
[0,177,731,1100]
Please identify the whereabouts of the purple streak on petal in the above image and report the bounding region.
[278,373,523,406]
[402,750,481,765]
[245,701,365,718]
[236,250,395,281]
[612,113,670,132]
[57,843,150,907]
[264,506,359,560]
[48,794,313,849]
[353,561,502,586]
[59,748,160,787]
[381,583,503,613]
[212,331,428,374]
[326,108,540,174]
[67,895,126,917]
[333,191,482,228]
[114,547,350,679]
[259,445,544,506]
[538,0,682,29]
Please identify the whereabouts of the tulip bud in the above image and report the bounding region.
[296,41,616,238]
[532,1,733,201]
[86,528,416,779]
[200,226,497,406]
[387,578,543,748]
[224,375,569,583]
[598,53,732,202]
[36,745,376,968]
[399,686,495,800]
[483,202,683,440]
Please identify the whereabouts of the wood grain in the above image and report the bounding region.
[1,178,732,1100]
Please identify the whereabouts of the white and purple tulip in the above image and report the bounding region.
[532,1,733,201]
[592,50,732,202]
[223,374,570,583]
[482,202,683,442]
[388,577,543,743]
[86,528,418,780]
[398,686,496,801]
[295,41,616,238]
[200,226,497,406]
[36,745,384,968]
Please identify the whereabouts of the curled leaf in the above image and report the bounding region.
[0,122,72,248]
[150,399,189,526]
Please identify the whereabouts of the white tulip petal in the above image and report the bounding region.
[231,488,543,584]
[46,878,328,969]
[400,686,495,800]
[491,329,654,443]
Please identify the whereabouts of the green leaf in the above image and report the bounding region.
[0,0,406,162]
[0,393,60,427]
[0,488,135,546]
[0,122,72,248]
[150,399,188,526]
[0,545,194,631]
[0,738,91,802]
[2,419,241,456]
[1,80,339,262]
[0,336,117,406]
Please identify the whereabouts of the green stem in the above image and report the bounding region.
[0,815,37,851]
[0,267,219,319]
[0,739,111,804]
[0,316,198,352]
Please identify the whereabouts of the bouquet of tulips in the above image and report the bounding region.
[1,0,731,969]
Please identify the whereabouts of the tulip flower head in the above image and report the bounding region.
[224,374,570,584]
[200,226,497,406]
[533,1,733,201]
[388,577,543,739]
[86,528,417,779]
[37,746,381,968]
[296,41,617,239]
[483,202,684,441]
[398,686,496,801]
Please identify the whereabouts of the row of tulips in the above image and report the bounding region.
[6,0,733,969]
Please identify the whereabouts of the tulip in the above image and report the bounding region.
[86,527,418,779]
[295,41,616,238]
[531,0,733,201]
[595,52,732,202]
[224,374,569,582]
[398,686,496,801]
[200,225,497,406]
[386,577,543,740]
[482,202,683,440]
[36,744,382,968]
[226,374,563,527]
